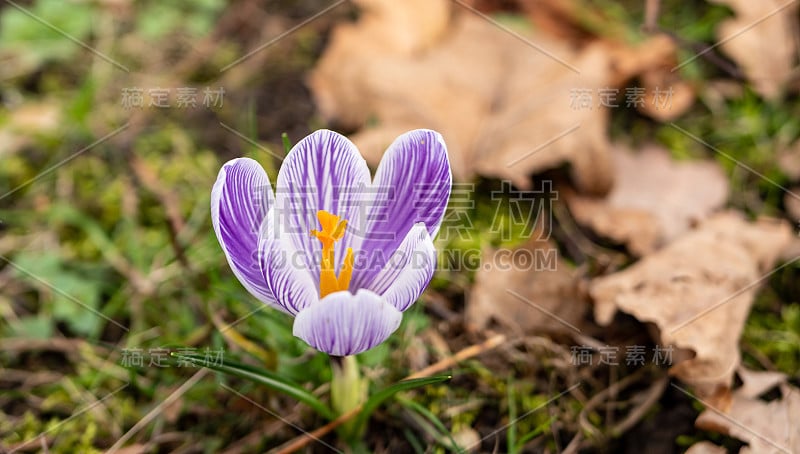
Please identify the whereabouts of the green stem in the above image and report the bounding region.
[330,355,367,441]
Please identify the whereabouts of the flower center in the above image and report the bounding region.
[310,210,354,298]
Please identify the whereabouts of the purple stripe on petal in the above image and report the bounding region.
[211,158,277,307]
[272,130,371,286]
[351,130,451,289]
[259,214,317,315]
[366,223,436,312]
[293,289,401,356]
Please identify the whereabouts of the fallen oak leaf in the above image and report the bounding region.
[783,188,800,222]
[685,441,728,454]
[635,66,697,122]
[515,0,697,121]
[312,0,665,194]
[736,367,787,399]
[590,212,792,397]
[565,144,729,256]
[513,0,697,121]
[466,235,588,335]
[777,142,800,181]
[0,100,62,157]
[695,382,800,453]
[348,0,451,54]
[707,0,799,100]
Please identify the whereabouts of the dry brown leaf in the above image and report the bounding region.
[590,212,791,396]
[348,0,451,54]
[566,144,729,255]
[777,145,800,180]
[636,67,696,121]
[708,0,799,100]
[696,384,800,453]
[685,441,727,454]
[0,101,62,157]
[312,5,613,192]
[783,188,800,222]
[9,101,61,133]
[736,367,787,399]
[0,129,28,157]
[780,238,800,265]
[516,0,698,121]
[311,0,679,194]
[466,236,588,335]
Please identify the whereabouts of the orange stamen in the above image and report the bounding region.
[310,210,354,298]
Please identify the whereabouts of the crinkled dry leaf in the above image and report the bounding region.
[311,0,676,194]
[9,101,61,133]
[783,188,800,223]
[348,0,451,54]
[685,441,727,454]
[0,101,62,157]
[0,130,27,157]
[590,212,791,396]
[708,0,799,100]
[736,367,787,399]
[466,236,587,335]
[696,384,800,454]
[636,67,696,121]
[777,145,800,180]
[780,239,800,265]
[566,145,729,255]
[780,190,800,262]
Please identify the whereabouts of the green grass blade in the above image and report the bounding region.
[353,375,451,435]
[399,395,464,453]
[171,352,334,419]
[281,132,292,154]
[514,416,555,449]
[507,380,518,454]
[403,427,426,454]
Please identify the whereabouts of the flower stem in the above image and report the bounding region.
[330,355,367,441]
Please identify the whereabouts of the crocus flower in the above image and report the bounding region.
[211,129,451,356]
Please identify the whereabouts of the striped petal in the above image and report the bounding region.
[259,213,318,315]
[293,290,402,356]
[364,223,436,312]
[211,158,277,307]
[272,130,372,290]
[350,130,451,290]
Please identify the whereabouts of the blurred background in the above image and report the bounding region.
[2,0,800,452]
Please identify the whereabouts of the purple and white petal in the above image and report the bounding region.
[272,130,371,285]
[293,289,402,356]
[259,213,318,315]
[351,130,451,289]
[362,223,436,312]
[211,158,277,307]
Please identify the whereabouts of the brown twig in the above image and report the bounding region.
[610,376,668,436]
[577,367,665,446]
[643,0,661,33]
[405,333,507,380]
[128,154,192,272]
